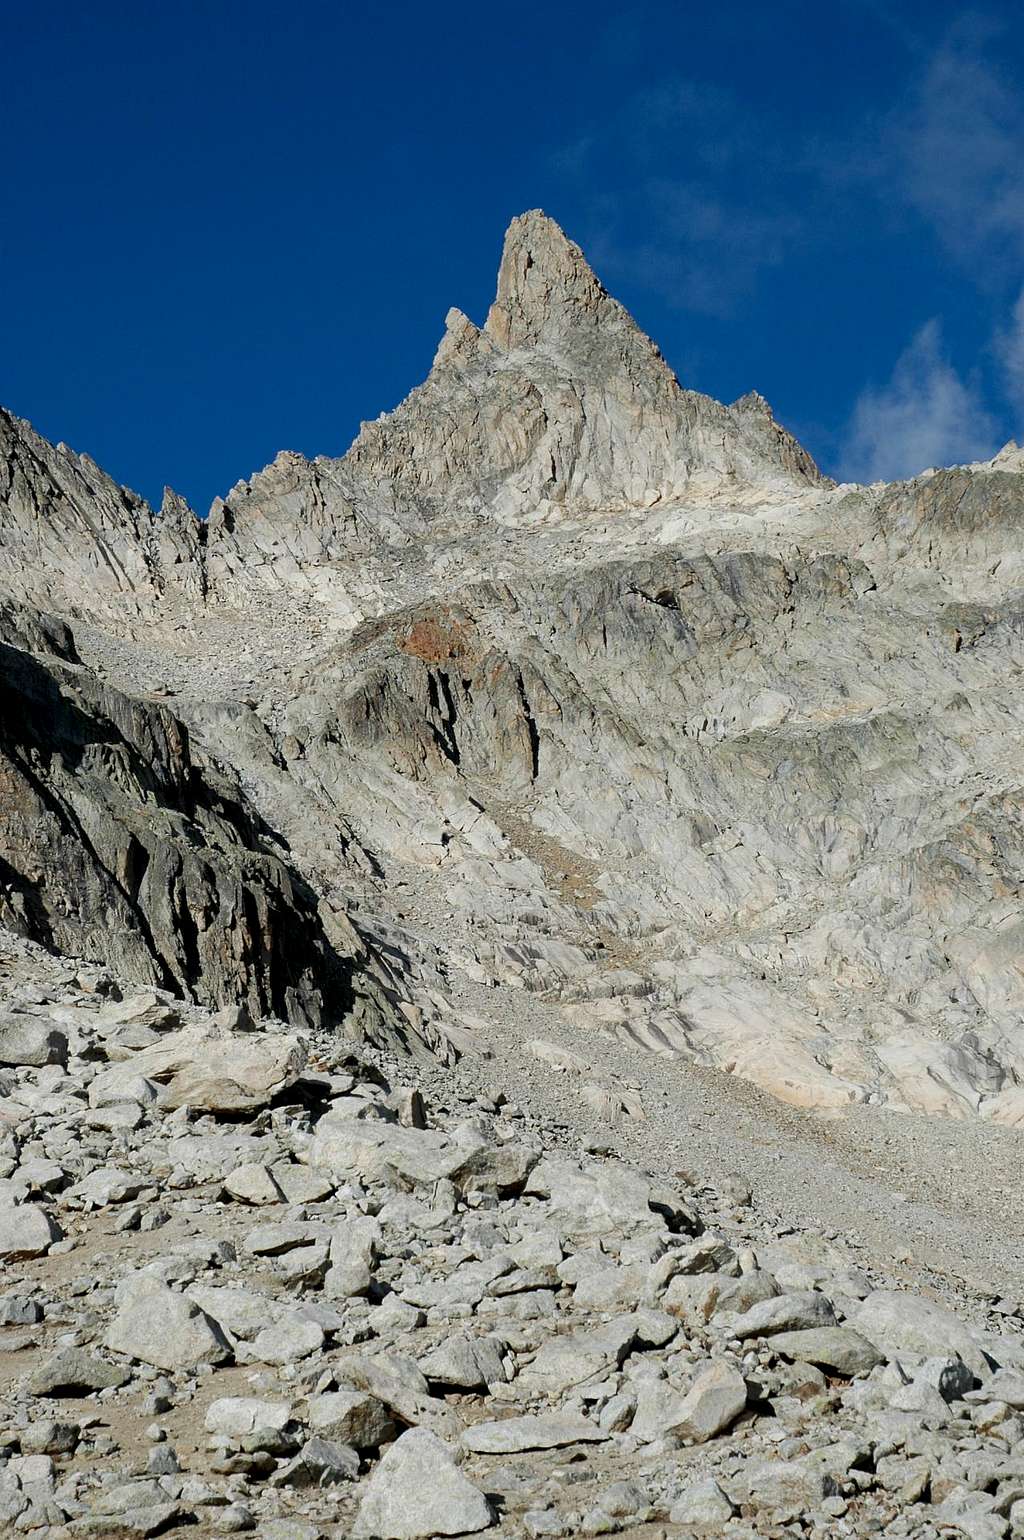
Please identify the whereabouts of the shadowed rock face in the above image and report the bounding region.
[2,210,1024,1115]
[0,605,388,1035]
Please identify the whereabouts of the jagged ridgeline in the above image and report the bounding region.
[3,211,1024,1118]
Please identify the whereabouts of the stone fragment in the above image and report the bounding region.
[250,1317,324,1365]
[204,1398,293,1441]
[28,1347,129,1396]
[671,1360,748,1444]
[0,1019,67,1067]
[89,1025,306,1112]
[273,1437,360,1487]
[669,1477,737,1526]
[307,1391,397,1450]
[105,1277,232,1370]
[730,1290,838,1339]
[352,1427,493,1538]
[769,1326,883,1375]
[223,1162,285,1204]
[0,1204,62,1260]
[462,1413,608,1454]
[850,1290,990,1376]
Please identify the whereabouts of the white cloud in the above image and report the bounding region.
[894,17,1024,275]
[996,287,1024,426]
[839,319,999,483]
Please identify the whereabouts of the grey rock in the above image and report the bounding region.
[250,1317,324,1365]
[273,1436,360,1487]
[669,1476,737,1527]
[850,1290,991,1377]
[307,1390,397,1450]
[352,1427,493,1538]
[462,1413,608,1454]
[0,1018,67,1067]
[669,1360,748,1444]
[28,1347,129,1396]
[0,1204,62,1260]
[104,1277,232,1370]
[769,1326,883,1375]
[204,1397,293,1441]
[730,1290,838,1339]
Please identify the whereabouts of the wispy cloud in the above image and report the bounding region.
[553,78,811,318]
[839,319,999,483]
[893,14,1024,276]
[995,287,1024,431]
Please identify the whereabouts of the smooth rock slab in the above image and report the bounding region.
[462,1413,608,1454]
[770,1326,883,1376]
[352,1427,493,1538]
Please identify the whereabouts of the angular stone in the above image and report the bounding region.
[89,1026,306,1112]
[28,1348,129,1396]
[669,1477,737,1526]
[670,1360,748,1444]
[769,1326,883,1376]
[204,1398,293,1440]
[0,1018,67,1067]
[730,1290,838,1339]
[273,1436,360,1488]
[850,1290,990,1377]
[250,1318,324,1366]
[223,1162,286,1205]
[0,1204,62,1260]
[462,1413,608,1454]
[352,1428,493,1538]
[105,1277,231,1370]
[307,1391,397,1450]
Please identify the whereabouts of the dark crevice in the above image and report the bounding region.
[427,669,461,766]
[515,668,540,780]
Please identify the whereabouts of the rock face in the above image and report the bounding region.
[5,209,1024,1537]
[0,602,391,1037]
[345,212,822,524]
[4,208,1024,1114]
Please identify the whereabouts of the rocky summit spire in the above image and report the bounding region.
[344,209,823,518]
[484,209,614,351]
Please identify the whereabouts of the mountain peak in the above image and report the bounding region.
[484,209,611,351]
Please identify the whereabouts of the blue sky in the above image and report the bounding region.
[3,1,1024,511]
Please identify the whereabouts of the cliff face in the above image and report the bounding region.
[2,211,1024,1118]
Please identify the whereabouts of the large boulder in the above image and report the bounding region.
[89,1025,306,1112]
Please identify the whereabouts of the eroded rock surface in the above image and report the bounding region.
[2,210,1024,1537]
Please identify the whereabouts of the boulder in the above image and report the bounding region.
[0,1204,62,1260]
[352,1428,492,1538]
[104,1277,231,1370]
[89,1025,306,1112]
[730,1290,838,1339]
[769,1326,883,1376]
[0,1018,67,1067]
[462,1413,607,1454]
